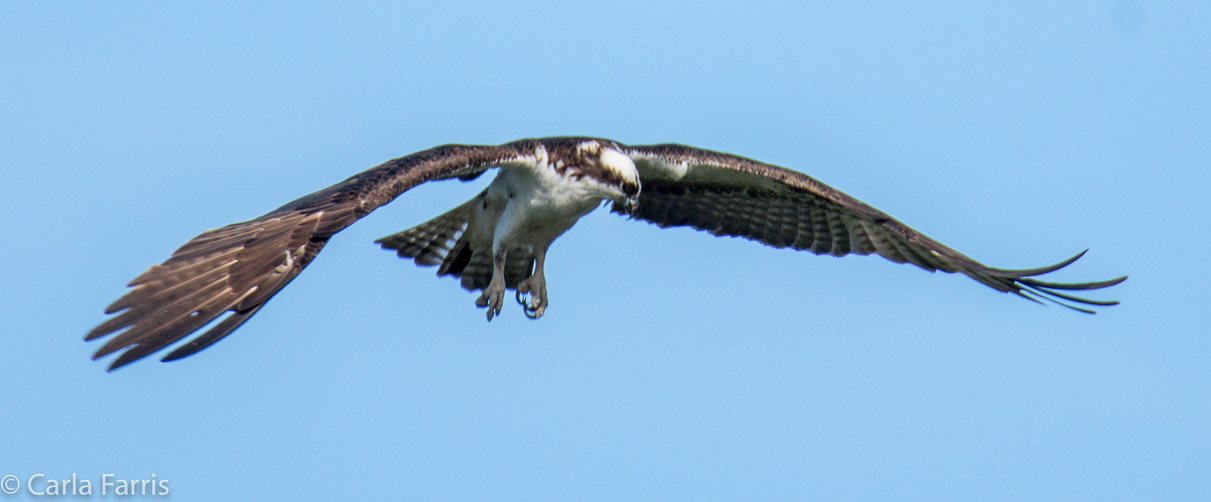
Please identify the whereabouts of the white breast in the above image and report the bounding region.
[487,152,609,252]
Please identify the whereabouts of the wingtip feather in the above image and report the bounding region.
[993,249,1088,278]
[979,249,1126,313]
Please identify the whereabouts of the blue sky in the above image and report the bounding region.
[1,1,1207,500]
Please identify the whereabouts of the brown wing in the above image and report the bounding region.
[620,143,1126,312]
[87,141,539,371]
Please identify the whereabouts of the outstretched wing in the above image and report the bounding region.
[87,141,539,371]
[619,143,1126,311]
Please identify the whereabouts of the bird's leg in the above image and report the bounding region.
[515,246,548,319]
[475,248,508,321]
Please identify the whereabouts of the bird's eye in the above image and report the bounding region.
[622,182,639,196]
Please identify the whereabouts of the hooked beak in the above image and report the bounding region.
[619,196,639,215]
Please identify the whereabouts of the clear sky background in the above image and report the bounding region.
[1,1,1207,500]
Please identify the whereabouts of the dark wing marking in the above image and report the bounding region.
[619,143,1126,312]
[87,142,538,370]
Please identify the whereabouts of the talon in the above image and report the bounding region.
[477,285,505,321]
[523,304,545,319]
[515,274,547,319]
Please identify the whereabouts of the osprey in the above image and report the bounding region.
[86,137,1126,370]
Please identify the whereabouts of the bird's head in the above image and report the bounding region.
[557,140,641,213]
[595,144,641,214]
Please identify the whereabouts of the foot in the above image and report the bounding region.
[514,273,548,319]
[476,278,506,321]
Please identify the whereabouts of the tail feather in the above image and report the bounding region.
[504,250,535,288]
[378,193,534,292]
[454,247,534,291]
[439,239,474,278]
[458,249,495,291]
[376,197,477,267]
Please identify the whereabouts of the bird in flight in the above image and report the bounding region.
[86,137,1126,370]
